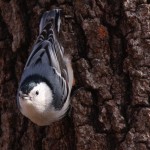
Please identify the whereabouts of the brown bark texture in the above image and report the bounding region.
[0,0,150,150]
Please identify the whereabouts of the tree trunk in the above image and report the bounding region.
[0,0,150,150]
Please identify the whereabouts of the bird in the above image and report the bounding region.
[17,9,74,126]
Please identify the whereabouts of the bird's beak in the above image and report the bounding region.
[19,91,30,100]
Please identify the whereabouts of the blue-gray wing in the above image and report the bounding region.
[25,21,68,82]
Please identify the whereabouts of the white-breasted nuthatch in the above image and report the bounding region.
[17,9,74,126]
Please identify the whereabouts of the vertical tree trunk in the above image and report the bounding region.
[0,0,150,149]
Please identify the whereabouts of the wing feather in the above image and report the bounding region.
[25,23,69,83]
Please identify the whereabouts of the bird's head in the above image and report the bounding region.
[18,76,53,113]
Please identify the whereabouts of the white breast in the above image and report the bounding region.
[19,82,70,126]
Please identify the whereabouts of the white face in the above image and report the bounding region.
[19,82,53,114]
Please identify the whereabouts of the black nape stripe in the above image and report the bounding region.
[20,74,53,94]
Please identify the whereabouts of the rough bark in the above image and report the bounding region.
[0,0,150,150]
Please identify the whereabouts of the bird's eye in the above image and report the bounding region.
[35,91,39,95]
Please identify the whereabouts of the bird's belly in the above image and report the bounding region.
[20,100,56,126]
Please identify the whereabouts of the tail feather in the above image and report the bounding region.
[39,9,61,33]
